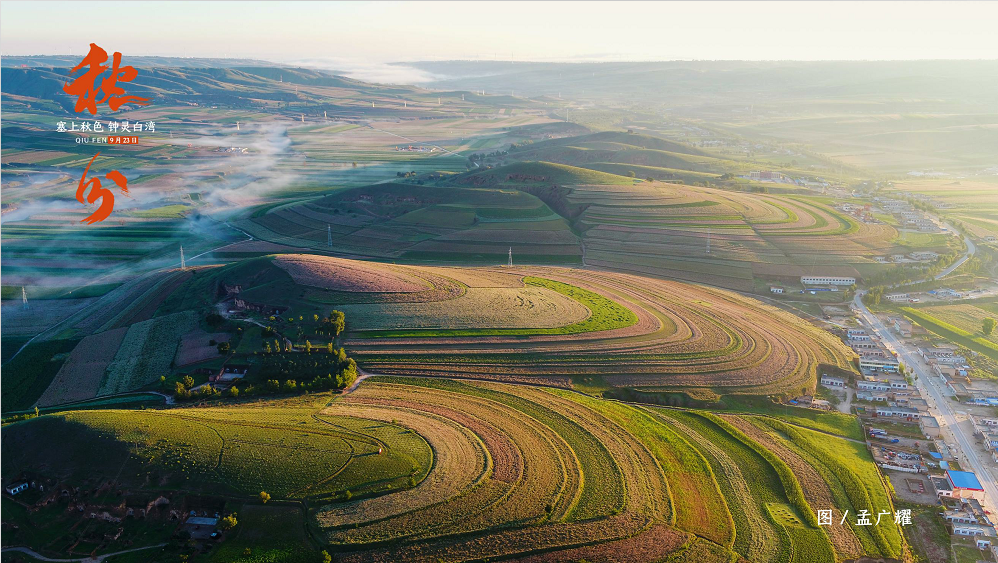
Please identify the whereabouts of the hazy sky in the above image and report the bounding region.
[2,1,996,70]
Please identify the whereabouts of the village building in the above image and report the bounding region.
[211,364,250,384]
[920,416,941,438]
[859,354,901,373]
[875,405,920,420]
[184,516,220,540]
[856,390,889,402]
[5,481,28,495]
[944,471,987,501]
[800,275,856,286]
[820,375,845,388]
[952,522,996,544]
[858,380,892,392]
[893,318,913,337]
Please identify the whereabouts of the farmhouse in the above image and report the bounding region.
[769,286,784,294]
[943,508,982,526]
[847,328,868,339]
[885,293,910,302]
[5,481,28,495]
[952,522,996,539]
[820,375,845,388]
[910,398,929,412]
[921,347,957,363]
[875,405,920,420]
[858,380,892,392]
[801,276,856,286]
[184,516,219,540]
[909,251,939,260]
[212,364,249,383]
[857,391,889,402]
[232,298,288,316]
[886,376,908,390]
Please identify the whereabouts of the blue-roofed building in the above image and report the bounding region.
[946,470,986,500]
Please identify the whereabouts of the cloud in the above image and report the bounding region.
[287,57,447,84]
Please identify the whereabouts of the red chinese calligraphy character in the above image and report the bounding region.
[63,43,150,115]
[77,152,128,224]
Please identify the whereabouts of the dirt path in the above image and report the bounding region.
[837,388,853,415]
[2,544,166,562]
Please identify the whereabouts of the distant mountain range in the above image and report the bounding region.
[0,55,280,69]
[402,59,998,110]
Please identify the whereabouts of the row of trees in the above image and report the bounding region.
[172,363,358,402]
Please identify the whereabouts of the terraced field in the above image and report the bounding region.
[240,154,922,290]
[237,182,582,264]
[311,377,902,562]
[216,254,854,395]
[1,395,430,500]
[288,260,856,395]
[575,183,892,290]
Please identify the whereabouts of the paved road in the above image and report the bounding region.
[934,231,976,280]
[896,225,976,288]
[854,291,998,513]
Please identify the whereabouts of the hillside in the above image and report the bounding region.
[200,254,857,396]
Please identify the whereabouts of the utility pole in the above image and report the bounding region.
[327,225,333,247]
[21,286,27,310]
[706,228,711,255]
[508,247,513,268]
[180,245,186,269]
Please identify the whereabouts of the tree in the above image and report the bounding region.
[227,386,240,398]
[183,375,195,389]
[259,491,270,504]
[206,313,224,327]
[219,513,238,530]
[330,310,346,337]
[321,551,332,563]
[266,379,280,393]
[985,317,997,336]
[627,170,636,178]
[217,341,231,354]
